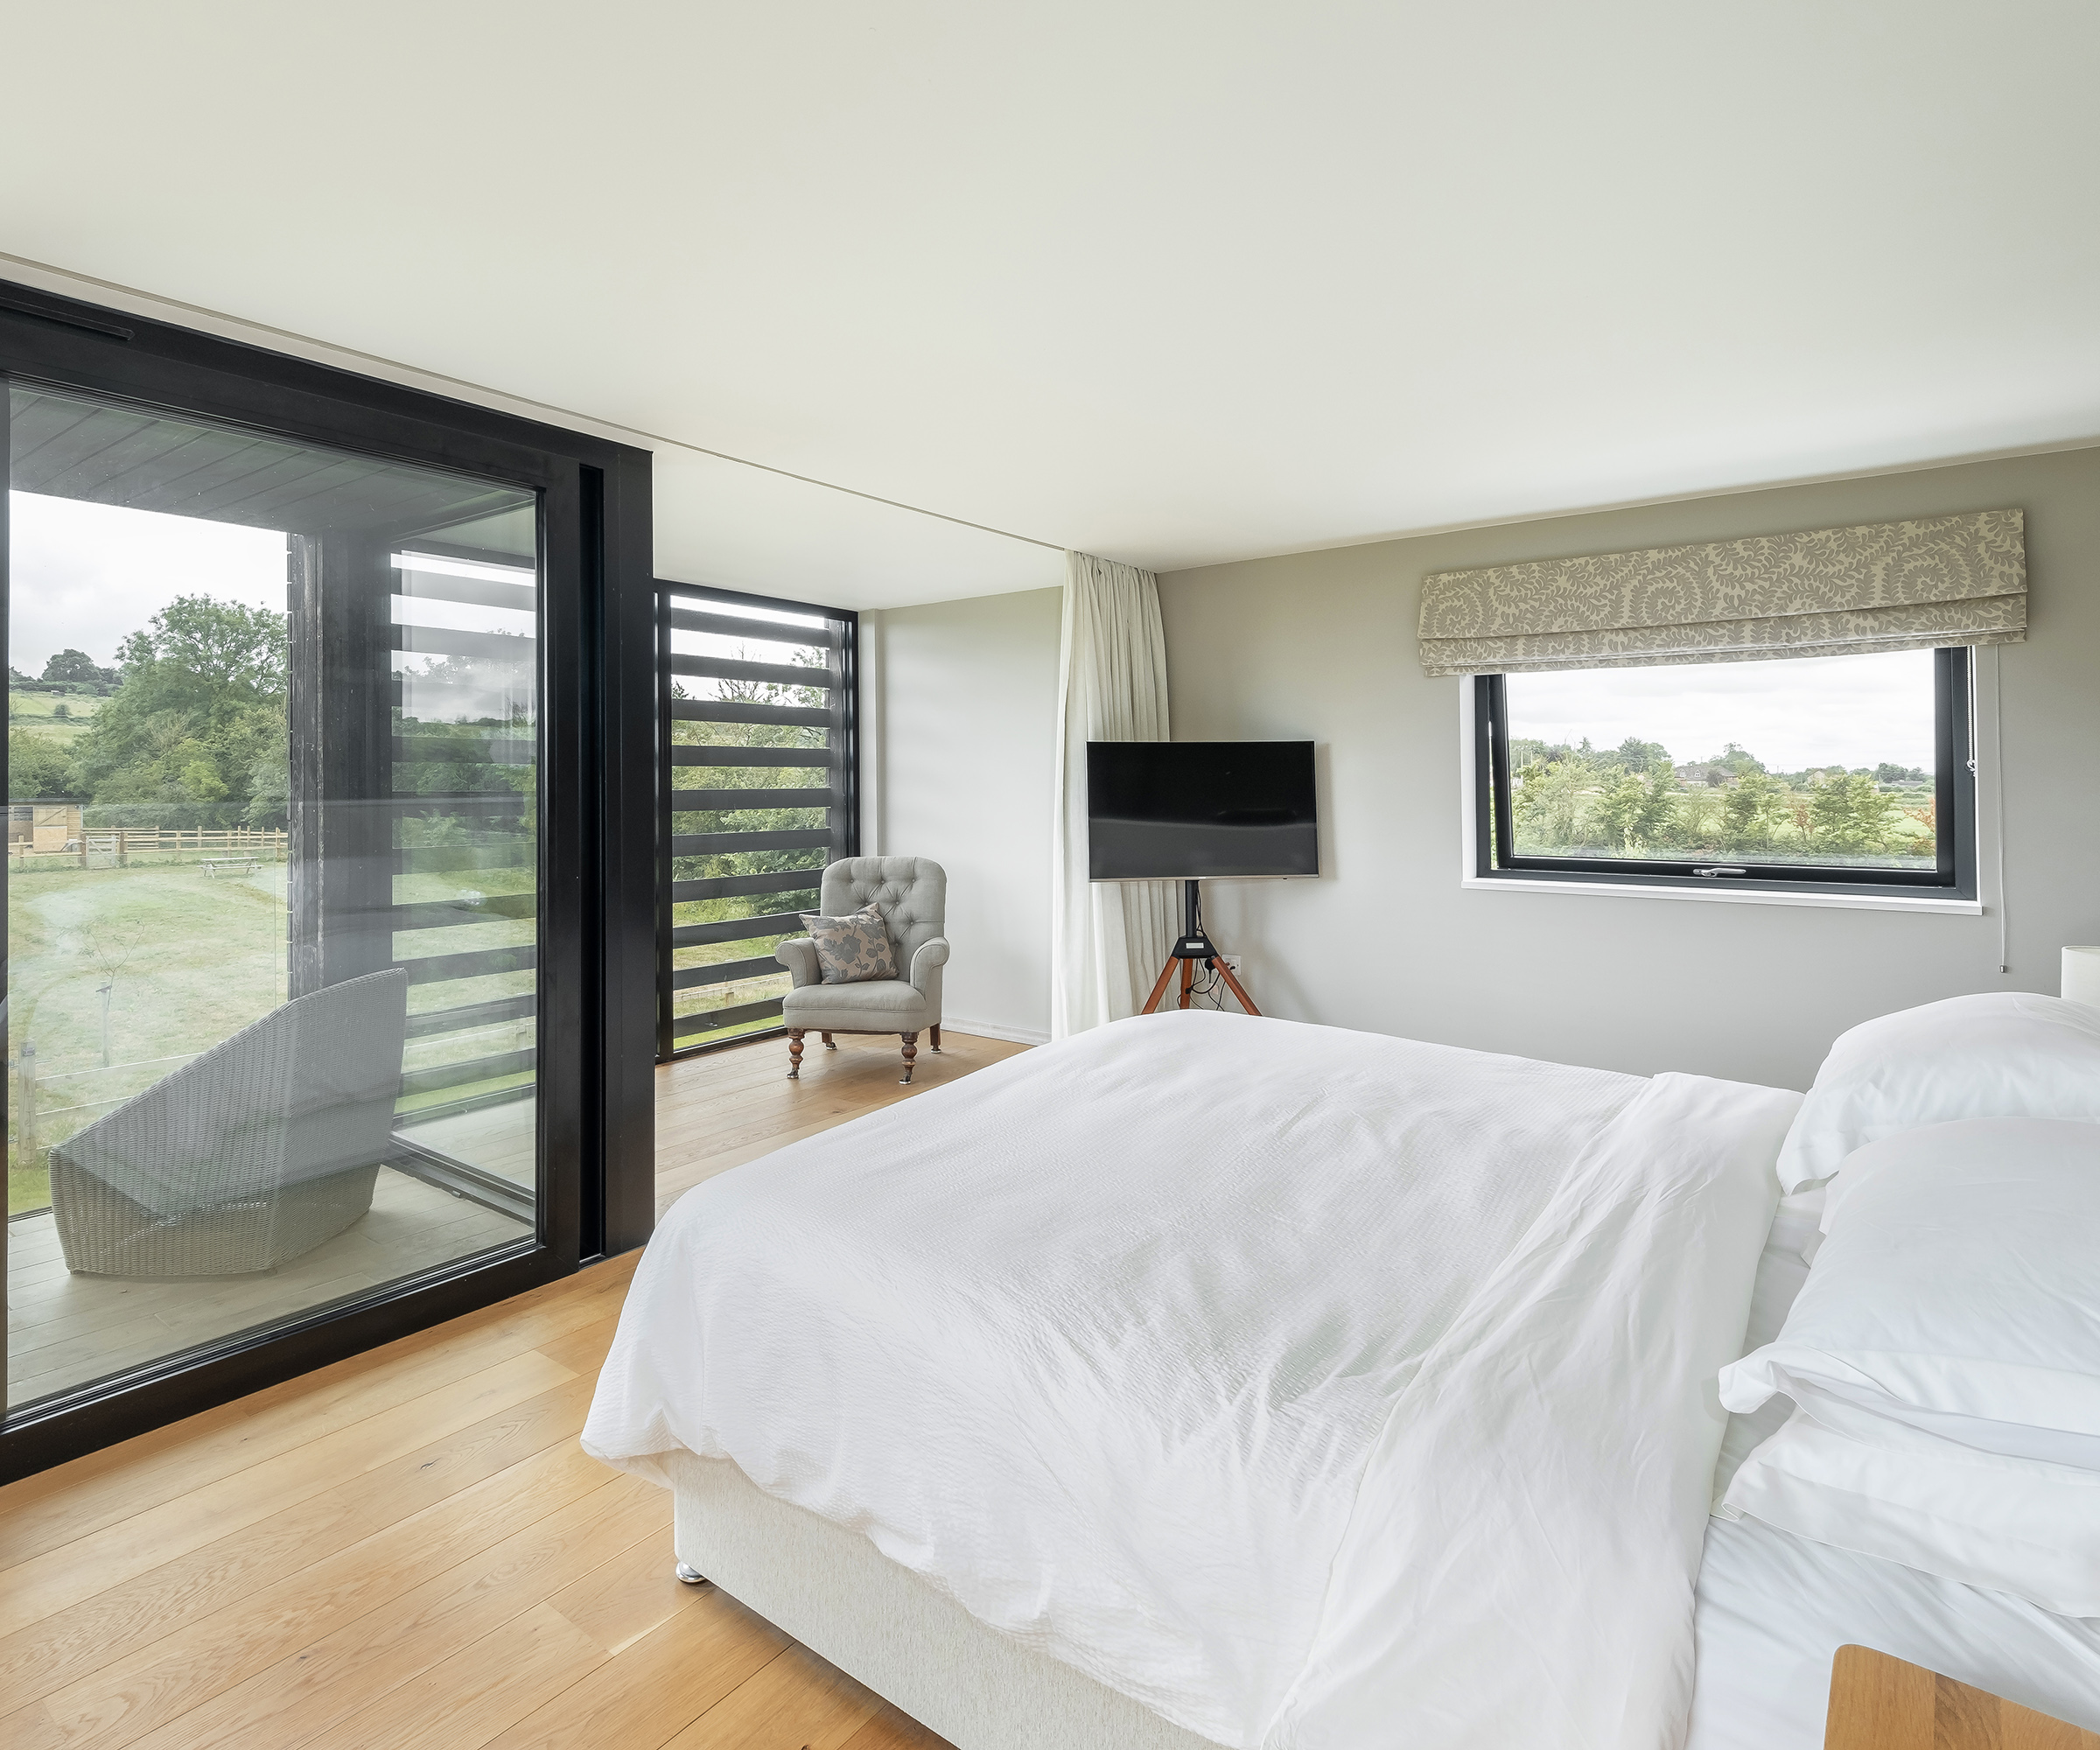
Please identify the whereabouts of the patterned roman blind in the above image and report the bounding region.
[1417,508,2026,676]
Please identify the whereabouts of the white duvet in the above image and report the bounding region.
[584,1011,1797,1749]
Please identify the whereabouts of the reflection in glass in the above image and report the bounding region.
[7,386,539,1410]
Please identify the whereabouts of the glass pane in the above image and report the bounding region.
[1502,651,1940,868]
[665,593,843,1050]
[7,384,539,1412]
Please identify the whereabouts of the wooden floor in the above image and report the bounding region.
[654,1026,1029,1218]
[0,1027,1029,1750]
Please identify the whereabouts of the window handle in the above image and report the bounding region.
[1692,866,1747,878]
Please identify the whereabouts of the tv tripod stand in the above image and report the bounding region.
[1138,879,1262,1017]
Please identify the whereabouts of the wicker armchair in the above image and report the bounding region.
[50,969,410,1278]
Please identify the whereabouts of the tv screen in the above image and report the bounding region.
[1087,741,1318,880]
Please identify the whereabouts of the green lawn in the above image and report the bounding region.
[7,853,545,1214]
[8,860,288,1213]
[8,690,103,750]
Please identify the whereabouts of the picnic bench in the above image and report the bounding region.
[200,855,262,878]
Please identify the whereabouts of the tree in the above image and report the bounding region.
[1709,741,1768,777]
[1810,772,1900,853]
[1597,736,1672,777]
[40,648,119,690]
[66,595,287,825]
[1592,772,1653,851]
[1511,753,1593,850]
[1721,770,1787,850]
[8,728,73,798]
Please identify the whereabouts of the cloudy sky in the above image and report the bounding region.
[1502,648,1939,773]
[8,491,287,676]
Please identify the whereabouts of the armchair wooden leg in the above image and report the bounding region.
[930,1024,942,1052]
[900,1033,918,1084]
[788,1031,805,1080]
[821,1032,836,1049]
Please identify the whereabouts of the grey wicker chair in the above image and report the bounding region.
[49,968,410,1278]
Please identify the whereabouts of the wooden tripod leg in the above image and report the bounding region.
[1140,956,1178,1015]
[1179,956,1194,1010]
[1213,959,1262,1017]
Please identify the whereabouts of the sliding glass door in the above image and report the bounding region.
[1,281,654,1477]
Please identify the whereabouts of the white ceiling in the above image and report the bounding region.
[5,3,2097,606]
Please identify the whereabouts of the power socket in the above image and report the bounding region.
[1218,955,1242,973]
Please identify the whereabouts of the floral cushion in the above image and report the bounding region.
[797,902,898,984]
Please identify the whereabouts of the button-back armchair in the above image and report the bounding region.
[776,857,948,1083]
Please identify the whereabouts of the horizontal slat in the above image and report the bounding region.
[673,829,832,856]
[667,654,834,690]
[672,910,802,947]
[672,867,825,903]
[399,1047,536,1098]
[670,954,780,990]
[394,625,536,663]
[669,746,830,767]
[398,842,533,873]
[670,788,835,813]
[405,994,539,1039]
[393,735,535,765]
[673,997,785,1036]
[663,606,834,647]
[392,893,536,930]
[388,791,526,814]
[398,944,536,985]
[671,699,831,728]
[395,559,537,614]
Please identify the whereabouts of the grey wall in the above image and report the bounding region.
[1158,446,2100,1090]
[866,587,1062,1040]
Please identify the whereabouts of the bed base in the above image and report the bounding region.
[662,1450,1216,1750]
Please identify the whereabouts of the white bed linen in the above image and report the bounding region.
[587,1011,1796,1750]
[1688,1183,2100,1747]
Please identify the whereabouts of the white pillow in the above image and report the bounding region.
[1774,993,2100,1190]
[1720,1404,2100,1616]
[1722,1118,2100,1466]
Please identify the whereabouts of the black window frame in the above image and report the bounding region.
[1471,647,1978,900]
[656,579,860,1060]
[0,278,658,1481]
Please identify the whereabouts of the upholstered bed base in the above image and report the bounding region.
[663,1450,1217,1750]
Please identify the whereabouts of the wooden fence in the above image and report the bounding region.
[10,828,288,869]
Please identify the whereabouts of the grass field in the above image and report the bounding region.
[7,851,543,1214]
[7,859,287,1213]
[8,689,103,750]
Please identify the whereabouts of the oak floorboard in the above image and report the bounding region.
[0,1258,635,1569]
[36,1449,633,1750]
[0,1370,600,1712]
[0,1348,578,1637]
[542,1527,704,1657]
[480,1587,788,1750]
[288,1600,607,1750]
[663,1642,884,1750]
[111,1473,664,1750]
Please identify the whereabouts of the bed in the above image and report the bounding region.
[584,1004,2100,1748]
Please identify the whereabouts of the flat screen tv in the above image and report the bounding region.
[1087,740,1318,880]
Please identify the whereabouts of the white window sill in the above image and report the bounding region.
[1460,875,1983,915]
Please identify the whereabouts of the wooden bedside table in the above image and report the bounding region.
[1825,1645,2100,1748]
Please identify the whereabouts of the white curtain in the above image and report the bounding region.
[1051,551,1175,1039]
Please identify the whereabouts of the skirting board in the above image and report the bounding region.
[944,1015,1051,1046]
[663,1449,1214,1750]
